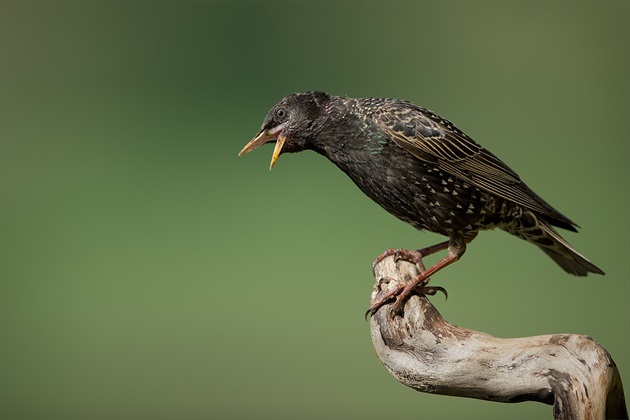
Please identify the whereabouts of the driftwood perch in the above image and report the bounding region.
[370,256,627,419]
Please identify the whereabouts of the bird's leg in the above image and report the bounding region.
[368,234,475,318]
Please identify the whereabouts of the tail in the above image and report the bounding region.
[503,212,605,276]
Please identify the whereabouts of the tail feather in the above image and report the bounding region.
[503,212,605,276]
[537,221,605,276]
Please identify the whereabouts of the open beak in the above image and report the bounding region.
[238,123,287,170]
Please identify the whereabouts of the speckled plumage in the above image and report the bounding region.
[239,91,603,306]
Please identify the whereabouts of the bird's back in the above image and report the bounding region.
[351,96,578,232]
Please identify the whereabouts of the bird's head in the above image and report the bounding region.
[238,91,331,169]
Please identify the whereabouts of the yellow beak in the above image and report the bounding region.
[268,134,287,170]
[238,124,287,170]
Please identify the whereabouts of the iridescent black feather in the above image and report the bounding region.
[242,92,604,277]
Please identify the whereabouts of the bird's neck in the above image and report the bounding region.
[307,104,391,173]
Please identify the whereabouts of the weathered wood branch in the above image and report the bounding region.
[370,256,627,420]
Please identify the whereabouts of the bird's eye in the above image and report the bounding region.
[275,108,286,120]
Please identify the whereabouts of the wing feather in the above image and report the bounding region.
[369,99,577,230]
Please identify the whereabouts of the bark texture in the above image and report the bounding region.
[370,256,627,419]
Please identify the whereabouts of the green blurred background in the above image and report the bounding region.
[1,1,628,419]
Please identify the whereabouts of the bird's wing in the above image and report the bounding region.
[372,101,577,230]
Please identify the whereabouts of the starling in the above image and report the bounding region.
[238,92,604,316]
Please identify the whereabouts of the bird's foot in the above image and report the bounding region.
[368,241,456,319]
[372,248,429,276]
[365,274,447,319]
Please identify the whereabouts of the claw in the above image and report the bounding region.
[365,292,397,320]
[365,284,449,320]
[372,248,399,276]
[364,308,371,321]
[414,285,448,300]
